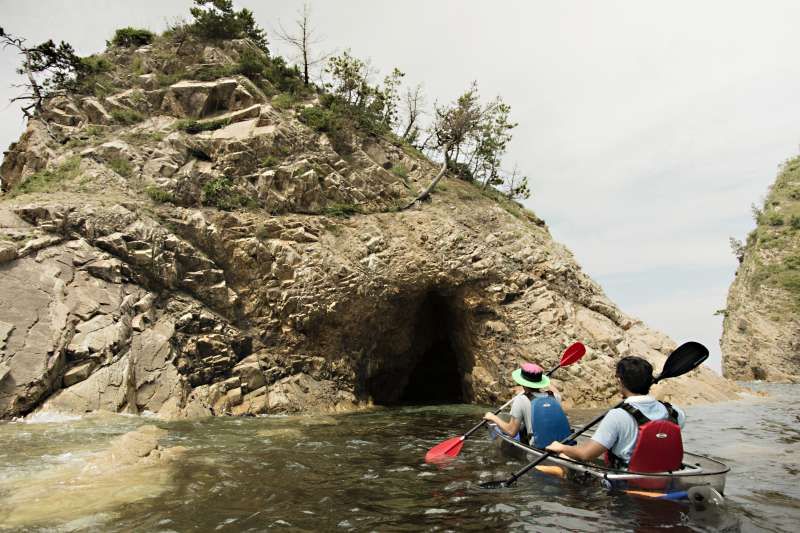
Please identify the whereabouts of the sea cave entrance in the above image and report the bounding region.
[364,290,470,406]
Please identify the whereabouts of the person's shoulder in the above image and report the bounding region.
[510,394,529,410]
[599,407,630,428]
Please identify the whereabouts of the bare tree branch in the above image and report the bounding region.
[274,2,329,85]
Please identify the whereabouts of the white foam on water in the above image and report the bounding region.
[22,411,82,424]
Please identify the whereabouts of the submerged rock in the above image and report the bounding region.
[0,424,184,528]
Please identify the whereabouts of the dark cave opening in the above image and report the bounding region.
[398,335,465,404]
[366,290,467,406]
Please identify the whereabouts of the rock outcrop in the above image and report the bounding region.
[0,34,742,419]
[721,156,800,382]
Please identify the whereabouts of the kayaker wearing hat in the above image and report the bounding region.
[546,356,686,471]
[483,362,568,447]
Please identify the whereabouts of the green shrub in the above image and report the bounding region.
[263,56,305,94]
[776,270,800,295]
[12,157,81,196]
[145,186,175,203]
[66,125,106,148]
[80,55,112,74]
[236,48,268,79]
[322,203,362,218]
[157,71,186,87]
[298,104,352,154]
[175,117,230,134]
[254,224,270,240]
[124,131,165,144]
[391,164,409,179]
[202,176,255,210]
[193,64,236,81]
[189,0,268,50]
[299,106,334,132]
[790,215,800,230]
[271,93,295,111]
[766,213,785,226]
[261,155,279,168]
[111,108,145,125]
[110,27,155,48]
[108,157,133,178]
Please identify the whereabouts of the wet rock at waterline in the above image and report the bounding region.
[0,37,742,420]
[0,424,184,528]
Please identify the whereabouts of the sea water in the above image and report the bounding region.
[0,383,797,531]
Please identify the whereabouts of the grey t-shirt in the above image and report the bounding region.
[591,395,686,463]
[509,394,533,439]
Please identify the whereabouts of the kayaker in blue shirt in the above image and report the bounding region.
[483,362,565,446]
[546,356,686,468]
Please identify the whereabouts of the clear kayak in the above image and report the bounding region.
[487,424,729,502]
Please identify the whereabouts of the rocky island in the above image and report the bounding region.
[0,7,742,421]
[721,157,800,382]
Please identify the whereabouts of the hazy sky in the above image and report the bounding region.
[2,1,799,372]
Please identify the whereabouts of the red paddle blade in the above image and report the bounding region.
[425,436,464,463]
[560,342,586,367]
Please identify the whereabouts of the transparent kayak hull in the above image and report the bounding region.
[487,425,729,498]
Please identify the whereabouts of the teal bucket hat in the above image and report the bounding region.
[512,363,551,389]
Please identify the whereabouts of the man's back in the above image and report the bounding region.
[591,395,685,464]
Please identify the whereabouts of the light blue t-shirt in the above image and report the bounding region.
[591,395,686,463]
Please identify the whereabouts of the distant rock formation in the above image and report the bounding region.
[0,35,741,420]
[721,157,800,382]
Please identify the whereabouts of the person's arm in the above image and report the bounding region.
[545,439,607,461]
[546,408,621,461]
[484,412,521,437]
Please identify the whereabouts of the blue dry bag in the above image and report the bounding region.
[531,395,571,448]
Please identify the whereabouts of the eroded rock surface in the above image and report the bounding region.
[0,36,742,419]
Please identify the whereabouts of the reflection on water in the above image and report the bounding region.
[0,384,798,531]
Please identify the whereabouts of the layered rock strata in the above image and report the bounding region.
[0,37,741,419]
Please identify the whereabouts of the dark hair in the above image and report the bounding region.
[616,356,654,394]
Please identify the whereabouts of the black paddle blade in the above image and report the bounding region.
[656,341,709,382]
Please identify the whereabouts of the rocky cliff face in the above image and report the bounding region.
[0,35,741,419]
[721,157,800,382]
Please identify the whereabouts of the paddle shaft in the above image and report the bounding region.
[463,364,562,439]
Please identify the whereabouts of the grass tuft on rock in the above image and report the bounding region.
[322,203,362,218]
[175,117,230,134]
[11,157,82,196]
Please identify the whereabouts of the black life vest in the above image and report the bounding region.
[605,401,684,473]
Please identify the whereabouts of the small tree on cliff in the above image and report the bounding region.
[470,98,516,189]
[501,165,531,201]
[400,84,425,145]
[323,50,405,132]
[190,0,268,51]
[0,27,83,122]
[275,1,328,86]
[404,82,519,208]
